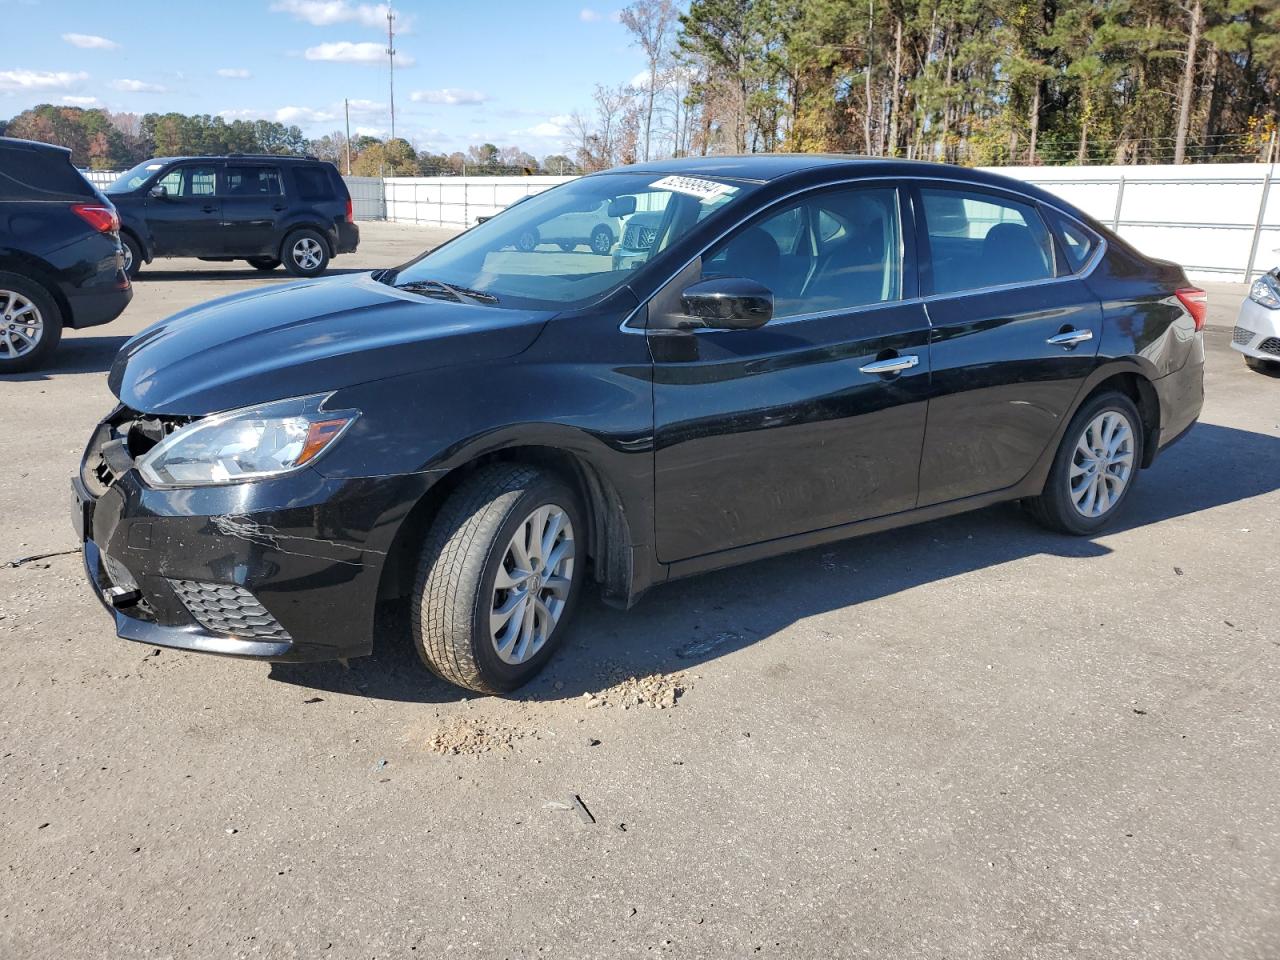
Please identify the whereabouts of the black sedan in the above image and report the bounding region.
[74,156,1205,693]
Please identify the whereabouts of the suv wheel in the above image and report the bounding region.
[411,464,585,693]
[0,273,62,373]
[282,230,330,277]
[247,256,281,272]
[590,225,614,255]
[121,234,142,280]
[1026,390,1143,535]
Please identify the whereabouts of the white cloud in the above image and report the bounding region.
[344,98,385,114]
[516,115,574,139]
[304,41,414,66]
[61,95,100,106]
[62,33,119,50]
[271,0,389,27]
[580,8,602,21]
[217,68,252,79]
[0,69,88,92]
[275,105,338,123]
[354,125,387,138]
[410,88,488,106]
[112,78,166,93]
[629,69,650,89]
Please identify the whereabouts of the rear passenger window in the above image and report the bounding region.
[920,188,1055,295]
[222,166,282,197]
[157,165,217,198]
[294,167,332,201]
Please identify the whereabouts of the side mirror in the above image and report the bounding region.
[680,277,773,330]
[148,184,168,199]
[607,196,637,218]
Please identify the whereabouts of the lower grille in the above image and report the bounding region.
[1232,326,1256,346]
[169,580,292,642]
[1259,337,1280,357]
[623,223,657,250]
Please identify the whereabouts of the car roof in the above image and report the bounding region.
[0,136,73,157]
[145,154,326,165]
[596,153,1071,211]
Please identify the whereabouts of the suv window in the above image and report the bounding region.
[0,147,96,200]
[157,164,217,198]
[705,186,903,318]
[920,187,1055,295]
[293,166,333,201]
[222,166,282,197]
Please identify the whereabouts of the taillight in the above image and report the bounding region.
[345,198,354,223]
[1175,287,1207,331]
[71,203,120,234]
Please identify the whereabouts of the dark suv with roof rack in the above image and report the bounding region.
[104,154,358,279]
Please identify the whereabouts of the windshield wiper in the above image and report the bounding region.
[396,278,499,305]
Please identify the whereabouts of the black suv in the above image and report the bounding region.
[0,136,132,373]
[104,155,359,279]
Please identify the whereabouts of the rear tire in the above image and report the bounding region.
[121,234,142,280]
[0,273,63,374]
[411,464,585,694]
[281,229,330,277]
[247,257,281,272]
[1026,390,1143,536]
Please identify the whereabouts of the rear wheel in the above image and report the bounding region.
[411,464,585,693]
[281,229,330,277]
[121,234,142,280]
[247,256,281,272]
[0,274,63,373]
[590,225,614,255]
[1026,390,1143,535]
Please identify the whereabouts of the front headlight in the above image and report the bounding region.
[1249,275,1280,309]
[137,394,358,487]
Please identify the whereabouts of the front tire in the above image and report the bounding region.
[590,225,614,255]
[1026,390,1143,535]
[0,273,62,373]
[412,464,585,694]
[281,229,330,277]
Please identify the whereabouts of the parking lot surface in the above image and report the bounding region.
[2,222,1277,959]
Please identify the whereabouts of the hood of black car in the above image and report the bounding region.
[109,273,555,415]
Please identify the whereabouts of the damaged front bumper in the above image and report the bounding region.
[73,433,435,662]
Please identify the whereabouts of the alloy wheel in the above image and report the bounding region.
[0,290,43,360]
[121,242,133,274]
[292,237,324,271]
[1069,410,1135,518]
[490,504,575,665]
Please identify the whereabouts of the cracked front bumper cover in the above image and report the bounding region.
[74,466,435,662]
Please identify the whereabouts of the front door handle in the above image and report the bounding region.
[1047,328,1094,347]
[859,354,920,375]
[201,204,217,214]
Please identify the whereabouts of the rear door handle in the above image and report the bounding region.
[1047,329,1093,347]
[201,205,217,214]
[859,354,920,375]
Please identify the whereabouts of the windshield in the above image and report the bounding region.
[105,160,168,194]
[390,172,758,309]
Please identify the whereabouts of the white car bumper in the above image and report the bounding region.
[1231,295,1280,361]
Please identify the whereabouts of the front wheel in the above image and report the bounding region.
[412,464,585,693]
[281,230,330,277]
[590,225,614,255]
[1025,391,1143,535]
[0,274,63,373]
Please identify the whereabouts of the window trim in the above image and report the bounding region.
[1043,207,1103,276]
[622,174,1105,334]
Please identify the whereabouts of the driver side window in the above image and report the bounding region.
[704,186,902,319]
[156,165,216,198]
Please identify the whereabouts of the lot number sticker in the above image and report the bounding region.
[650,175,738,203]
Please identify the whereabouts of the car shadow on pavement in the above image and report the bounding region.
[268,421,1280,704]
[4,335,131,380]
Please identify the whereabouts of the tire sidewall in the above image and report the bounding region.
[281,229,330,277]
[122,234,142,280]
[1050,392,1144,534]
[468,479,586,691]
[0,273,62,373]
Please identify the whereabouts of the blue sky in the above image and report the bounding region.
[0,0,651,157]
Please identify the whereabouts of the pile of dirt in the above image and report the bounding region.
[424,715,536,755]
[586,670,689,710]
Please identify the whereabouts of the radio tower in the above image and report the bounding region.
[387,4,397,141]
